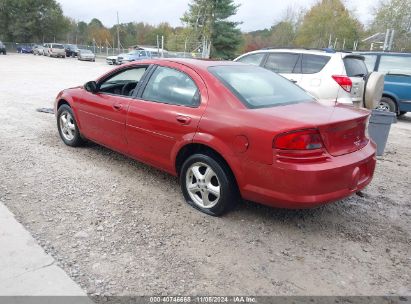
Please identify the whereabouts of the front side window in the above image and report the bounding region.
[209,65,313,109]
[99,67,147,96]
[302,54,330,74]
[142,66,200,107]
[378,55,411,76]
[236,53,265,66]
[264,53,300,74]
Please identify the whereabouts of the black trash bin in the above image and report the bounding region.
[368,110,397,156]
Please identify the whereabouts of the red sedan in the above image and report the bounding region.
[54,59,376,215]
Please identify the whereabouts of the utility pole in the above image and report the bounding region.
[117,12,121,54]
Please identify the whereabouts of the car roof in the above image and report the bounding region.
[238,48,343,56]
[126,58,244,71]
[356,51,411,56]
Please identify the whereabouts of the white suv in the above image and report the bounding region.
[234,49,376,107]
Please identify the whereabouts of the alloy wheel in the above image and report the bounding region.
[185,162,221,209]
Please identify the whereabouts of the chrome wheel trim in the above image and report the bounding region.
[185,162,221,209]
[376,101,391,112]
[59,111,76,141]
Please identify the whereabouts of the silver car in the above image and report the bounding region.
[77,49,96,62]
[33,45,44,55]
[44,43,66,58]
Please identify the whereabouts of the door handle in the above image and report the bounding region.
[176,115,191,125]
[113,103,123,111]
[290,79,297,83]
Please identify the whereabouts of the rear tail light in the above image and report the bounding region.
[274,129,323,150]
[332,75,352,92]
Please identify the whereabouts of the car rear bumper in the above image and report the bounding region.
[240,140,377,209]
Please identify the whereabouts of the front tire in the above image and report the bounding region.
[180,153,238,216]
[57,105,84,147]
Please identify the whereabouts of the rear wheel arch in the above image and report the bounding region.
[175,143,240,191]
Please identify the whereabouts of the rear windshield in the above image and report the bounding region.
[52,44,64,49]
[344,57,368,77]
[209,65,313,109]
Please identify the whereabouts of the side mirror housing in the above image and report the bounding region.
[84,81,98,93]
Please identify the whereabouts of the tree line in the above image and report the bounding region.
[0,0,410,59]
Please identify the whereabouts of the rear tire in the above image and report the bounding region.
[57,105,84,147]
[180,153,238,216]
[376,96,397,114]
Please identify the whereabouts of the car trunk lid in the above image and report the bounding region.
[253,101,370,157]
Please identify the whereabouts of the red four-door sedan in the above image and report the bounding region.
[54,59,376,216]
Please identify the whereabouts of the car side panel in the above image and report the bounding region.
[125,62,209,174]
[384,75,411,112]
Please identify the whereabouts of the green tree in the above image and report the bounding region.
[181,0,243,59]
[370,0,411,51]
[0,0,69,42]
[294,0,363,50]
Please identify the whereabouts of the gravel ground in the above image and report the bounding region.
[0,54,410,296]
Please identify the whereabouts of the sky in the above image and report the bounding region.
[57,0,376,32]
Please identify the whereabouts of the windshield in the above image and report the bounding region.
[81,50,92,54]
[128,50,146,56]
[209,65,313,109]
[52,44,64,49]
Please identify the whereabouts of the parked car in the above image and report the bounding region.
[44,43,66,58]
[117,50,151,64]
[234,48,383,109]
[357,52,411,116]
[16,44,33,53]
[64,44,78,57]
[77,49,95,62]
[0,41,6,55]
[54,59,376,216]
[106,54,121,65]
[33,44,44,55]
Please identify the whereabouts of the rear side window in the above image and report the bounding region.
[142,66,200,107]
[378,55,411,75]
[237,53,265,66]
[302,54,330,74]
[343,57,368,77]
[264,53,300,73]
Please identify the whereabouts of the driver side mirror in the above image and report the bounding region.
[84,81,98,93]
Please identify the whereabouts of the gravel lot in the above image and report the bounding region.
[0,54,410,296]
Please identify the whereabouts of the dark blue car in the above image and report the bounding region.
[16,44,33,54]
[360,52,411,116]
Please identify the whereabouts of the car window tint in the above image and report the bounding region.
[264,53,299,73]
[362,55,378,71]
[343,57,368,77]
[378,55,411,76]
[237,53,265,66]
[302,54,330,74]
[209,65,313,109]
[142,66,200,107]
